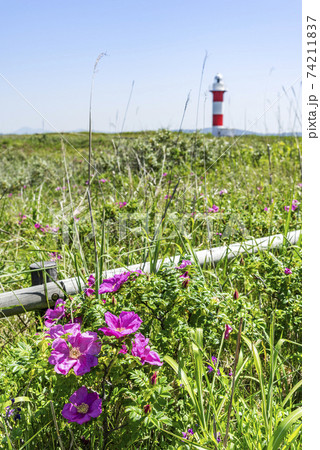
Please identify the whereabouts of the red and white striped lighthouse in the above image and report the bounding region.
[210,73,227,136]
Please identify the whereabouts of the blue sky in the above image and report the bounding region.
[0,0,301,134]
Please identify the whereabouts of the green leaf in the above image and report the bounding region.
[242,335,268,432]
[267,407,302,450]
[282,380,302,408]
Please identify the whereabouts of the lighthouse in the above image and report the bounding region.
[210,73,227,136]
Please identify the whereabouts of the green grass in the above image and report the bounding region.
[0,130,301,448]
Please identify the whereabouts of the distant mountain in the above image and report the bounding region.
[180,127,301,137]
[10,127,52,135]
[2,126,301,137]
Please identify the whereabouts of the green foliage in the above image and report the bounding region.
[0,131,301,448]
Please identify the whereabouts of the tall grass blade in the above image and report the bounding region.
[267,407,302,450]
[281,380,302,408]
[242,335,268,433]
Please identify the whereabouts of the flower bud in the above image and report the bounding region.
[112,296,117,305]
[233,289,239,300]
[182,278,190,288]
[144,404,151,414]
[150,371,158,385]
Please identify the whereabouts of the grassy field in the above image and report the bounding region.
[0,131,302,449]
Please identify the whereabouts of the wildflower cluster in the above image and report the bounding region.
[18,212,27,225]
[116,201,127,208]
[34,223,59,233]
[285,199,299,212]
[43,286,162,426]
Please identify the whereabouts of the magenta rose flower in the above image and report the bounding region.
[131,333,163,366]
[175,260,192,270]
[46,322,81,340]
[84,288,95,297]
[62,386,102,424]
[87,274,95,286]
[98,271,143,294]
[208,204,219,213]
[284,268,292,275]
[49,331,101,376]
[99,311,142,339]
[44,299,66,327]
[98,273,128,293]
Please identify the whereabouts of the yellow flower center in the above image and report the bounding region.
[116,327,125,332]
[76,403,89,414]
[69,347,81,359]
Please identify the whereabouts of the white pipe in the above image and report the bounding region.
[0,230,301,317]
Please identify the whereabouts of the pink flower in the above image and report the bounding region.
[62,386,102,424]
[131,333,163,366]
[34,223,41,229]
[84,288,95,297]
[100,178,107,183]
[55,187,61,191]
[225,324,233,340]
[264,207,269,212]
[284,268,292,275]
[116,201,127,208]
[208,205,219,213]
[88,274,95,287]
[162,173,167,177]
[119,344,128,354]
[284,206,290,212]
[8,193,13,198]
[99,311,142,339]
[99,273,130,293]
[50,252,62,261]
[98,270,142,294]
[219,189,227,195]
[44,299,66,327]
[49,331,101,376]
[175,260,192,270]
[46,323,81,340]
[179,271,189,279]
